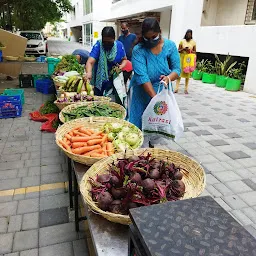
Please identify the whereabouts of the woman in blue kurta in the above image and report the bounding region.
[86,27,127,102]
[129,18,181,130]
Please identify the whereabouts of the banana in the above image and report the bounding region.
[66,76,76,88]
[74,78,81,92]
[86,81,92,94]
[77,79,83,93]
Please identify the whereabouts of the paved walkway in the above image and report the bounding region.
[0,79,256,255]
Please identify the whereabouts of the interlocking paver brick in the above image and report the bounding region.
[236,157,256,168]
[20,248,38,256]
[39,241,73,256]
[17,168,29,178]
[22,212,39,230]
[8,215,22,232]
[40,173,68,185]
[40,164,62,175]
[73,239,89,256]
[225,151,251,160]
[29,152,41,160]
[0,233,14,254]
[206,174,220,185]
[222,195,248,209]
[0,160,25,171]
[243,142,256,150]
[224,133,242,138]
[25,159,41,168]
[28,167,41,177]
[231,210,253,226]
[5,252,19,256]
[242,208,256,223]
[17,198,39,214]
[39,193,69,211]
[225,180,252,194]
[0,217,8,233]
[192,130,212,136]
[206,185,222,198]
[245,225,256,239]
[0,201,18,217]
[21,176,40,187]
[203,162,227,173]
[213,183,233,196]
[239,191,256,207]
[13,229,38,252]
[243,179,256,191]
[195,154,219,164]
[0,178,21,190]
[233,168,255,179]
[0,169,18,180]
[39,223,77,247]
[207,140,229,146]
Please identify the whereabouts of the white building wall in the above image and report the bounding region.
[160,9,172,39]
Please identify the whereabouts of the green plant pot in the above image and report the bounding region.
[225,78,241,91]
[215,75,228,88]
[202,73,216,84]
[192,70,203,80]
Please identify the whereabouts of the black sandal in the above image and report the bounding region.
[149,141,154,148]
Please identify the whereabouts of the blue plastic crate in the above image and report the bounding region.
[0,95,22,119]
[0,50,3,62]
[36,78,55,94]
[2,89,25,105]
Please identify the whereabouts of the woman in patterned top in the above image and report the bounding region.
[85,27,127,102]
[129,17,180,130]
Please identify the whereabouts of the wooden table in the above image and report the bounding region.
[68,159,129,256]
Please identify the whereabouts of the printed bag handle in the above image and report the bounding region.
[157,76,173,94]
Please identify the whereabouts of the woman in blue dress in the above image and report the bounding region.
[86,27,127,103]
[129,18,181,131]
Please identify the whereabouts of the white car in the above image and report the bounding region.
[20,31,47,55]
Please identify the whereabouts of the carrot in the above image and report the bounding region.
[71,135,101,143]
[87,129,95,134]
[59,140,71,152]
[102,144,107,155]
[90,152,105,158]
[84,148,103,156]
[87,139,103,146]
[73,130,87,137]
[65,134,72,140]
[106,142,114,156]
[101,134,108,145]
[72,142,87,149]
[72,145,101,155]
[68,131,74,136]
[79,128,92,136]
[94,131,103,136]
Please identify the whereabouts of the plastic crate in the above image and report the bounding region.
[0,50,3,62]
[0,95,22,119]
[32,74,51,88]
[47,57,61,75]
[19,74,34,88]
[36,78,55,94]
[2,89,25,105]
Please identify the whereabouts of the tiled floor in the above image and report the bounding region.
[0,75,256,254]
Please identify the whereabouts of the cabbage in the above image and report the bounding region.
[125,133,140,146]
[113,139,130,152]
[104,123,123,133]
[117,132,125,141]
[107,132,115,142]
[122,127,130,133]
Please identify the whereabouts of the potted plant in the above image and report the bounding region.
[215,54,237,88]
[202,60,216,84]
[192,59,207,80]
[226,62,246,91]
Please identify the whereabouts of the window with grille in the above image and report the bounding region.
[253,0,256,20]
[84,0,93,15]
[84,23,93,47]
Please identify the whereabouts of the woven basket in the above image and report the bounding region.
[80,148,206,225]
[18,56,25,62]
[55,117,143,166]
[4,56,19,61]
[54,96,111,110]
[53,79,66,88]
[59,101,126,123]
[24,56,37,62]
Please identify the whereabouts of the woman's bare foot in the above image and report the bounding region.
[174,89,178,93]
[184,90,188,94]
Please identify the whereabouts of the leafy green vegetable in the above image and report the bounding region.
[63,104,124,121]
[55,55,84,75]
[40,99,59,115]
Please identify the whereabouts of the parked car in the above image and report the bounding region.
[20,31,47,55]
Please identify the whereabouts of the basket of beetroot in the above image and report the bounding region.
[80,148,205,225]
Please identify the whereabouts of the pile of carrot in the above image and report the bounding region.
[58,126,114,158]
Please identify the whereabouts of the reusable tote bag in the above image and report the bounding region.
[183,53,196,73]
[142,80,184,141]
[112,71,127,105]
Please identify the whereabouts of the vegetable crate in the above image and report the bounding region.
[2,89,25,105]
[32,74,51,88]
[36,78,55,94]
[47,57,61,75]
[0,95,22,119]
[0,50,3,62]
[19,74,34,88]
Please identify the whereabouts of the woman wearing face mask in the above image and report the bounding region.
[174,29,196,94]
[129,17,180,131]
[86,26,127,101]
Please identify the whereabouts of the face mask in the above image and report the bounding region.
[143,34,161,49]
[103,42,114,51]
[122,29,129,35]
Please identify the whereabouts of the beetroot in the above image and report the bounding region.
[109,200,123,214]
[110,176,121,187]
[97,174,111,183]
[97,192,113,211]
[170,180,185,197]
[130,173,142,184]
[149,169,160,179]
[142,178,155,192]
[173,171,183,180]
[127,202,138,209]
[128,156,140,162]
[111,187,126,199]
